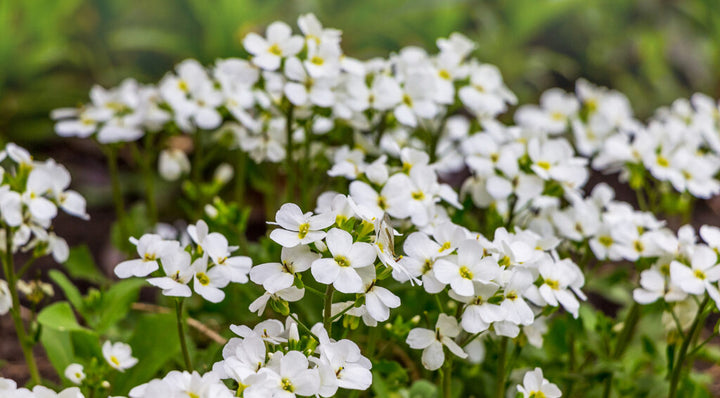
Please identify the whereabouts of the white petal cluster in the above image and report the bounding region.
[129,370,233,398]
[114,220,251,303]
[516,367,562,398]
[0,143,88,261]
[0,378,85,398]
[211,318,371,397]
[632,224,720,311]
[53,14,515,167]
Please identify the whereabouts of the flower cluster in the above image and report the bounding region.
[0,380,84,398]
[52,14,516,169]
[114,220,251,303]
[212,318,371,397]
[0,143,88,260]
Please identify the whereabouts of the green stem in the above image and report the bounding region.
[613,302,640,358]
[175,299,193,371]
[234,150,247,208]
[105,145,127,239]
[634,187,649,212]
[287,312,319,341]
[131,140,157,226]
[494,337,508,398]
[2,227,41,385]
[603,302,641,398]
[443,356,453,398]
[285,104,295,203]
[566,318,577,397]
[323,284,334,335]
[191,132,205,219]
[668,296,710,398]
[329,301,357,323]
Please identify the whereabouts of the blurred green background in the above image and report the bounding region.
[2,0,720,145]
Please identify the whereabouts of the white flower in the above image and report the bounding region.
[243,21,304,71]
[0,280,11,315]
[64,363,86,385]
[406,313,468,370]
[192,259,230,303]
[203,232,252,283]
[158,148,191,181]
[517,368,562,398]
[146,250,196,297]
[311,228,376,293]
[434,239,500,297]
[670,245,720,306]
[103,341,138,371]
[115,234,179,278]
[269,203,335,248]
[250,245,320,293]
[261,351,321,396]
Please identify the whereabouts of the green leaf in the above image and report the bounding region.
[112,313,181,395]
[40,327,74,377]
[93,278,146,333]
[37,301,88,332]
[408,379,438,398]
[48,270,85,315]
[63,245,107,283]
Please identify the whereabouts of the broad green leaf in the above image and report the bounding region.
[93,278,146,333]
[63,245,107,284]
[408,380,437,398]
[112,313,181,395]
[40,327,74,378]
[48,270,85,316]
[37,301,88,332]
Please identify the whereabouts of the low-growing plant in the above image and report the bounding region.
[3,12,720,398]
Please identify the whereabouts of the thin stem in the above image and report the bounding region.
[688,332,718,358]
[330,301,357,323]
[302,284,325,298]
[16,256,37,280]
[494,337,508,398]
[287,312,319,341]
[634,187,649,212]
[175,299,193,371]
[443,356,453,398]
[603,302,641,398]
[566,318,577,397]
[104,145,128,240]
[323,284,334,335]
[2,227,41,385]
[191,132,207,219]
[613,302,640,358]
[461,331,483,348]
[668,296,710,398]
[130,140,157,226]
[234,150,247,208]
[285,104,295,203]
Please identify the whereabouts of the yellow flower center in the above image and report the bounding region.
[196,272,210,286]
[310,56,324,65]
[297,223,310,239]
[411,191,425,200]
[694,269,706,280]
[656,155,669,168]
[598,235,613,247]
[335,255,351,267]
[459,266,473,280]
[110,355,120,367]
[438,69,451,80]
[281,378,295,392]
[545,279,560,290]
[268,44,283,56]
[440,241,451,252]
[536,160,551,170]
[402,94,413,107]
